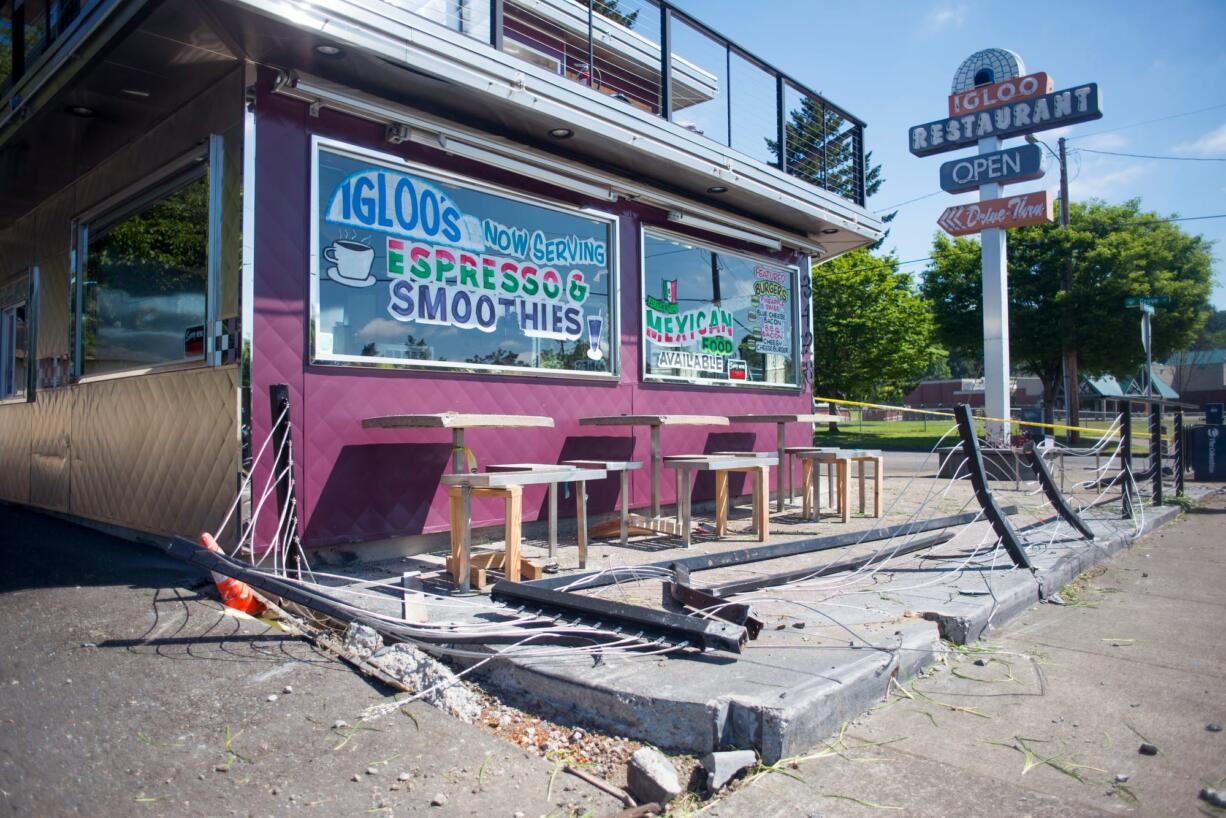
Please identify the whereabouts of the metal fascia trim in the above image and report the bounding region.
[666,211,783,251]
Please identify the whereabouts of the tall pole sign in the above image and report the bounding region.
[908,49,1102,445]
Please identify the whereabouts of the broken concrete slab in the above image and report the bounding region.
[342,623,382,661]
[702,750,756,791]
[627,747,682,805]
[370,643,481,723]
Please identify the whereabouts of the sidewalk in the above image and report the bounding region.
[0,506,622,817]
[707,490,1226,818]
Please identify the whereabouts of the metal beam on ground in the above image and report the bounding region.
[1023,443,1095,540]
[524,507,1017,592]
[953,404,1032,570]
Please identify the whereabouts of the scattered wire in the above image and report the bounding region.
[1075,148,1226,163]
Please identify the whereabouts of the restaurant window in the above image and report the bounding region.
[1,1,14,91]
[77,150,211,377]
[312,139,617,377]
[0,288,27,400]
[641,229,798,387]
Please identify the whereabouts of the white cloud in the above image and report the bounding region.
[923,4,967,30]
[1079,133,1127,151]
[1175,122,1226,157]
[1068,163,1147,200]
[355,318,414,342]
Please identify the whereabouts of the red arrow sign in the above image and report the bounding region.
[938,191,1052,236]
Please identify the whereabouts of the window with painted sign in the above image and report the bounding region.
[312,141,617,376]
[642,230,798,386]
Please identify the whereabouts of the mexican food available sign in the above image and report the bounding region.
[909,83,1102,157]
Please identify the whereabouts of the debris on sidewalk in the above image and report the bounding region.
[702,749,757,792]
[342,623,383,661]
[370,643,481,722]
[627,747,682,805]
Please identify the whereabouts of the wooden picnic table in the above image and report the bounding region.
[362,412,554,473]
[578,414,729,519]
[726,413,843,511]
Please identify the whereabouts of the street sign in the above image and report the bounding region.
[937,190,1052,236]
[948,72,1053,116]
[939,144,1044,193]
[1124,296,1171,307]
[909,83,1103,156]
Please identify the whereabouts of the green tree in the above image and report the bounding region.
[811,249,940,406]
[922,198,1214,422]
[592,0,637,28]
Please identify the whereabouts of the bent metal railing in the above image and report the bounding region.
[438,0,866,206]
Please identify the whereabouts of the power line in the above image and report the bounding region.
[1075,147,1226,162]
[873,191,941,213]
[1065,101,1226,141]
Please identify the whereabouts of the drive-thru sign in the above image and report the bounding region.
[908,48,1102,443]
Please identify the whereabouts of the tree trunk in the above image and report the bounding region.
[1040,373,1057,435]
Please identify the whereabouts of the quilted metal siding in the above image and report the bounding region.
[69,367,239,539]
[250,76,814,549]
[29,387,72,512]
[0,402,32,504]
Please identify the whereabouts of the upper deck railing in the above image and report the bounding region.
[407,0,867,207]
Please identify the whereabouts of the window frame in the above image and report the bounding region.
[308,135,621,381]
[71,139,220,382]
[0,266,35,403]
[639,226,802,390]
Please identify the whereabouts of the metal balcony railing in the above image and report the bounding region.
[407,0,867,207]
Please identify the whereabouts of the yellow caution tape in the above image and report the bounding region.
[815,396,1161,440]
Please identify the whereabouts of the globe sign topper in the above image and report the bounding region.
[907,48,1103,443]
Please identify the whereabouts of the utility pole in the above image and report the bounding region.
[1058,136,1081,443]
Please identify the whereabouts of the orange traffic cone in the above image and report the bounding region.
[198,532,267,616]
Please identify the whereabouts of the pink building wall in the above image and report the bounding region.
[249,72,814,549]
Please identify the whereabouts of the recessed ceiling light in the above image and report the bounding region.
[548,127,574,139]
[820,227,839,235]
[707,185,728,194]
[65,105,96,118]
[120,88,150,98]
[315,44,343,56]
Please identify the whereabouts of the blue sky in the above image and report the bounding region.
[669,0,1226,308]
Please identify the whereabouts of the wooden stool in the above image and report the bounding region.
[442,464,606,590]
[783,446,842,508]
[446,484,525,589]
[664,453,776,547]
[847,449,884,517]
[564,460,644,547]
[798,450,851,523]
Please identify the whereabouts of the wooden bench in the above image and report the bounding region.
[441,464,606,591]
[663,453,778,547]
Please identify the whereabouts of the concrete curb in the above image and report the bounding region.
[470,490,1213,763]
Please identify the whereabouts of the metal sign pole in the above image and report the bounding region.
[978,135,1011,445]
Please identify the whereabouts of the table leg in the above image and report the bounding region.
[650,425,661,518]
[452,429,465,473]
[505,486,522,582]
[840,460,850,524]
[756,466,769,541]
[714,470,729,535]
[576,479,588,568]
[858,459,867,514]
[458,485,472,591]
[873,456,883,517]
[619,470,629,546]
[787,453,794,509]
[827,462,835,507]
[680,469,692,548]
[801,459,813,520]
[775,423,786,512]
[548,482,558,560]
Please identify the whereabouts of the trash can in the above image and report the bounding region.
[1206,403,1224,426]
[1190,425,1226,481]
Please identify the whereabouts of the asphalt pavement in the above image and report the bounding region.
[707,489,1226,818]
[0,505,622,817]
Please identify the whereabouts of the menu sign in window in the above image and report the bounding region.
[312,141,616,376]
[642,230,798,386]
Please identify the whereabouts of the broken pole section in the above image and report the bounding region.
[702,530,957,597]
[953,404,1032,570]
[489,580,748,653]
[524,507,1017,592]
[1023,442,1094,540]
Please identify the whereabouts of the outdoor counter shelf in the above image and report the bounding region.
[362,413,554,473]
[578,415,730,521]
[726,414,844,511]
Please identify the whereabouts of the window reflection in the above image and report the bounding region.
[83,172,209,376]
[642,231,796,386]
